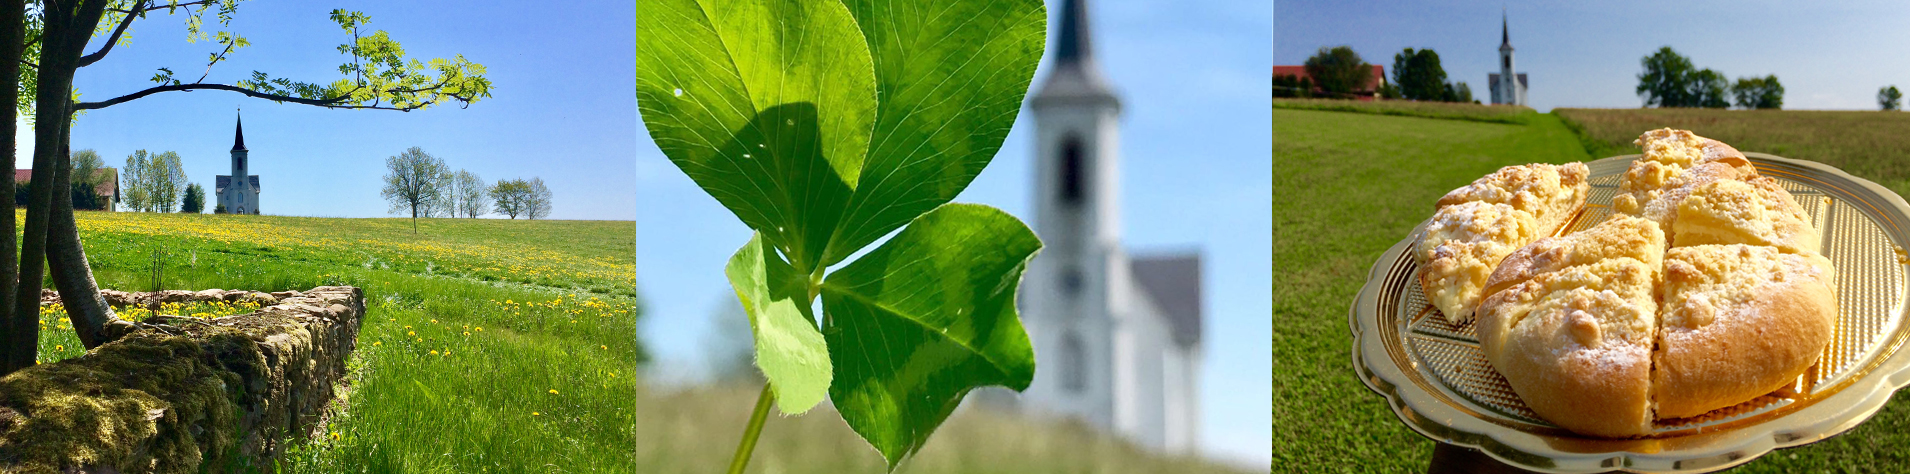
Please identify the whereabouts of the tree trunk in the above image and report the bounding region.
[0,0,24,375]
[48,124,120,349]
[17,0,113,358]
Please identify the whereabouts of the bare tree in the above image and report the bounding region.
[490,178,533,219]
[527,177,552,220]
[381,147,450,233]
[451,170,489,218]
[122,150,149,211]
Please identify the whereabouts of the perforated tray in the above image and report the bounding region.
[1351,153,1910,473]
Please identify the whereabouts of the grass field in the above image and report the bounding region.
[1274,98,1540,125]
[1275,105,1910,472]
[1556,107,1910,200]
[35,212,641,472]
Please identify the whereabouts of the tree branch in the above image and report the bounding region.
[77,0,144,68]
[71,82,434,111]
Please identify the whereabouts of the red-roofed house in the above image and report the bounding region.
[1273,65,1386,101]
[15,168,119,211]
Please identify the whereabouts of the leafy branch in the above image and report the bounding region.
[72,6,491,112]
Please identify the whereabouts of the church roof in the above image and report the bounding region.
[1032,0,1119,108]
[214,175,260,194]
[14,168,116,200]
[231,113,247,152]
[1130,252,1202,347]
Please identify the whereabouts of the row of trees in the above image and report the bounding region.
[1382,48,1473,103]
[121,149,188,212]
[1637,47,1783,109]
[1274,46,1379,99]
[380,147,551,232]
[1274,46,1474,103]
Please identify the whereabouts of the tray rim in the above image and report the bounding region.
[1349,153,1910,473]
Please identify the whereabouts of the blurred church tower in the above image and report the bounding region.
[1015,0,1204,454]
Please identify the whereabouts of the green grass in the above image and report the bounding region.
[1273,98,1540,125]
[1272,107,1588,472]
[35,212,640,472]
[627,383,1251,474]
[1279,106,1910,471]
[1556,107,1910,199]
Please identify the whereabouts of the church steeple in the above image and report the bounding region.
[1033,0,1118,109]
[231,112,247,152]
[1501,11,1510,48]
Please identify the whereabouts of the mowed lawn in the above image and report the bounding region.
[44,212,642,472]
[1278,105,1910,472]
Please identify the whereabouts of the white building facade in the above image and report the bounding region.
[1012,0,1203,454]
[1490,13,1528,106]
[216,113,260,215]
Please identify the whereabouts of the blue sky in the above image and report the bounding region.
[46,0,635,220]
[635,0,1272,466]
[1277,0,1910,111]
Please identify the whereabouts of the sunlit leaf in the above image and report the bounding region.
[820,203,1040,467]
[819,0,1047,267]
[725,233,831,414]
[633,0,877,272]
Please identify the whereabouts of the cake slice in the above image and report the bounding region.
[1672,177,1821,253]
[1476,255,1660,437]
[1653,244,1837,419]
[1417,163,1591,323]
[1613,128,1758,228]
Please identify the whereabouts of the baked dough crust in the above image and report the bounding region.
[1417,163,1591,323]
[1478,254,1660,437]
[1653,244,1837,419]
[1672,177,1821,253]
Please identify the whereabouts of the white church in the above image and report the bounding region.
[997,0,1205,454]
[1489,13,1528,106]
[215,113,260,215]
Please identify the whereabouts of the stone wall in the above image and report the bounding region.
[0,286,364,473]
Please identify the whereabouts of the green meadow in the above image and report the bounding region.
[1274,101,1910,472]
[38,212,640,472]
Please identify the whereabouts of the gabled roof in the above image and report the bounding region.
[1130,252,1202,347]
[215,175,260,194]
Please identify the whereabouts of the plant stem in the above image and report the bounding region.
[726,383,776,474]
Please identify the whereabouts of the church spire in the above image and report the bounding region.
[1033,0,1118,108]
[231,111,247,152]
[1501,10,1510,47]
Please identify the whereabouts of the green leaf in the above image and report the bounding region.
[634,0,877,271]
[820,203,1041,466]
[819,0,1048,267]
[725,233,832,415]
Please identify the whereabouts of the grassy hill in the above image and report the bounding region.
[1275,104,1910,472]
[37,212,641,472]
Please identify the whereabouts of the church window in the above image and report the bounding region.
[1503,56,1510,70]
[1060,135,1086,205]
[1060,331,1086,393]
[1061,266,1083,296]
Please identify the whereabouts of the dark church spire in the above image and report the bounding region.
[1033,0,1118,108]
[231,111,247,152]
[1055,0,1093,66]
[1501,10,1510,47]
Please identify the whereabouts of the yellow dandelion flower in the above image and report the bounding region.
[475,327,483,332]
[549,389,559,395]
[407,331,416,336]
[532,411,540,416]
[54,345,61,351]
[601,345,607,350]
[463,331,470,336]
[373,341,382,346]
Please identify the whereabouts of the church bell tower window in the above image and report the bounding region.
[1060,135,1086,206]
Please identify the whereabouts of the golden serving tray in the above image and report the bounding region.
[1351,153,1910,473]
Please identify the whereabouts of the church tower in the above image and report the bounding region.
[1491,12,1527,106]
[1025,0,1124,437]
[217,112,260,214]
